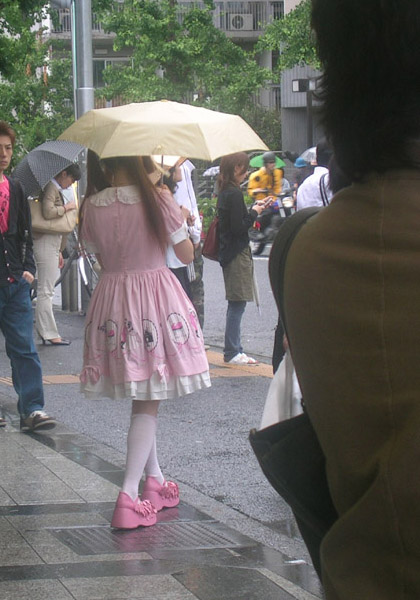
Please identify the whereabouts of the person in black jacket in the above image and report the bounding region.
[217,152,266,365]
[0,121,55,431]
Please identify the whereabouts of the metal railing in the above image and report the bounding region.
[50,2,284,35]
[50,9,106,34]
[177,1,284,31]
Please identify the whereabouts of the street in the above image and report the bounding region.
[202,251,279,359]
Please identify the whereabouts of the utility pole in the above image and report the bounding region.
[51,0,94,118]
[51,0,94,312]
[72,0,95,312]
[73,0,95,118]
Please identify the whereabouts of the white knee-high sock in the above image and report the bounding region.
[122,413,157,500]
[144,437,164,484]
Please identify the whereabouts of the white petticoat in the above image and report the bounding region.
[81,370,211,401]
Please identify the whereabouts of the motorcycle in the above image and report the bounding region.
[249,189,295,256]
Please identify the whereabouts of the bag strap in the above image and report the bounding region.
[269,207,322,332]
[319,174,330,207]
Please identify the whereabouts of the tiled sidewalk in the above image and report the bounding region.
[0,409,323,600]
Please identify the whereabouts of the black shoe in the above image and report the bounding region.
[41,338,71,346]
[20,411,56,432]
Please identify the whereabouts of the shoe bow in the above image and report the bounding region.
[134,499,156,517]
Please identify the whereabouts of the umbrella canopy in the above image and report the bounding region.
[298,146,317,165]
[203,166,220,177]
[13,140,83,197]
[58,100,268,162]
[249,154,286,169]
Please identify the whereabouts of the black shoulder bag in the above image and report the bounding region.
[249,207,337,579]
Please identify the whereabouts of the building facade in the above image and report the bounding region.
[281,0,323,154]
[47,1,284,110]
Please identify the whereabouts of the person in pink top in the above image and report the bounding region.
[80,151,210,529]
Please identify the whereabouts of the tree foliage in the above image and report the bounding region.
[241,106,281,151]
[0,0,278,160]
[95,0,270,115]
[258,0,319,73]
[0,1,74,163]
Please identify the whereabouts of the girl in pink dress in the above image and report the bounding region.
[80,152,210,529]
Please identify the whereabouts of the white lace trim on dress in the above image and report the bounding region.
[170,222,189,245]
[81,370,211,400]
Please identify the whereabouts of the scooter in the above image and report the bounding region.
[249,189,295,256]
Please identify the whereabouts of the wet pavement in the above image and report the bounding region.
[0,303,324,599]
[0,413,322,600]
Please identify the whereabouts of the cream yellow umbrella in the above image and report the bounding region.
[58,100,268,161]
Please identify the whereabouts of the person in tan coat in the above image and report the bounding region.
[276,1,420,598]
[33,164,80,345]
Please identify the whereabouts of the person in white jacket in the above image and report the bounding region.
[296,139,333,210]
[164,159,201,302]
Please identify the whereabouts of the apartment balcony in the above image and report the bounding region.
[49,1,284,42]
[178,1,284,39]
[49,10,114,38]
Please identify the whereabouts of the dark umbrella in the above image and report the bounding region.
[12,140,83,197]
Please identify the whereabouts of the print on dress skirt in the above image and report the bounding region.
[85,319,142,354]
[167,313,190,345]
[143,319,158,351]
[121,318,141,351]
[104,319,118,352]
[188,308,201,339]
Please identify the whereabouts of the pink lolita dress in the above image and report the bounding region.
[80,185,211,400]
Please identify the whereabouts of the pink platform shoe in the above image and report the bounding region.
[141,477,180,511]
[111,492,157,529]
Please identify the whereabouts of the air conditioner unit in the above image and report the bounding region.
[229,13,253,31]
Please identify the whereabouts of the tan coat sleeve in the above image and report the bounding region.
[41,182,66,219]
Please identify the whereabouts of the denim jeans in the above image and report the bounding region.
[224,300,246,362]
[0,278,45,417]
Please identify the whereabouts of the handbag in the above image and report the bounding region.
[249,207,337,580]
[29,200,77,234]
[201,214,219,261]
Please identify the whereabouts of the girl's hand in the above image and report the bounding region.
[186,213,196,226]
[180,205,190,221]
[58,251,64,269]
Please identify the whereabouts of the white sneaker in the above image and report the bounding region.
[240,353,259,365]
[226,353,258,365]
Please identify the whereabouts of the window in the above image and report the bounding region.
[271,1,284,20]
[93,59,131,88]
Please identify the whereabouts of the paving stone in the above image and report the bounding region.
[0,579,74,600]
[62,574,198,600]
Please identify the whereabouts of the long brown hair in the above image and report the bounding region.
[81,151,167,251]
[217,152,249,192]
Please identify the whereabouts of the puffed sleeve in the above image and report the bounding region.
[157,188,188,246]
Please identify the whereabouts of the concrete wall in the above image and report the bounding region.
[281,106,324,156]
[280,66,325,154]
[284,0,301,14]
